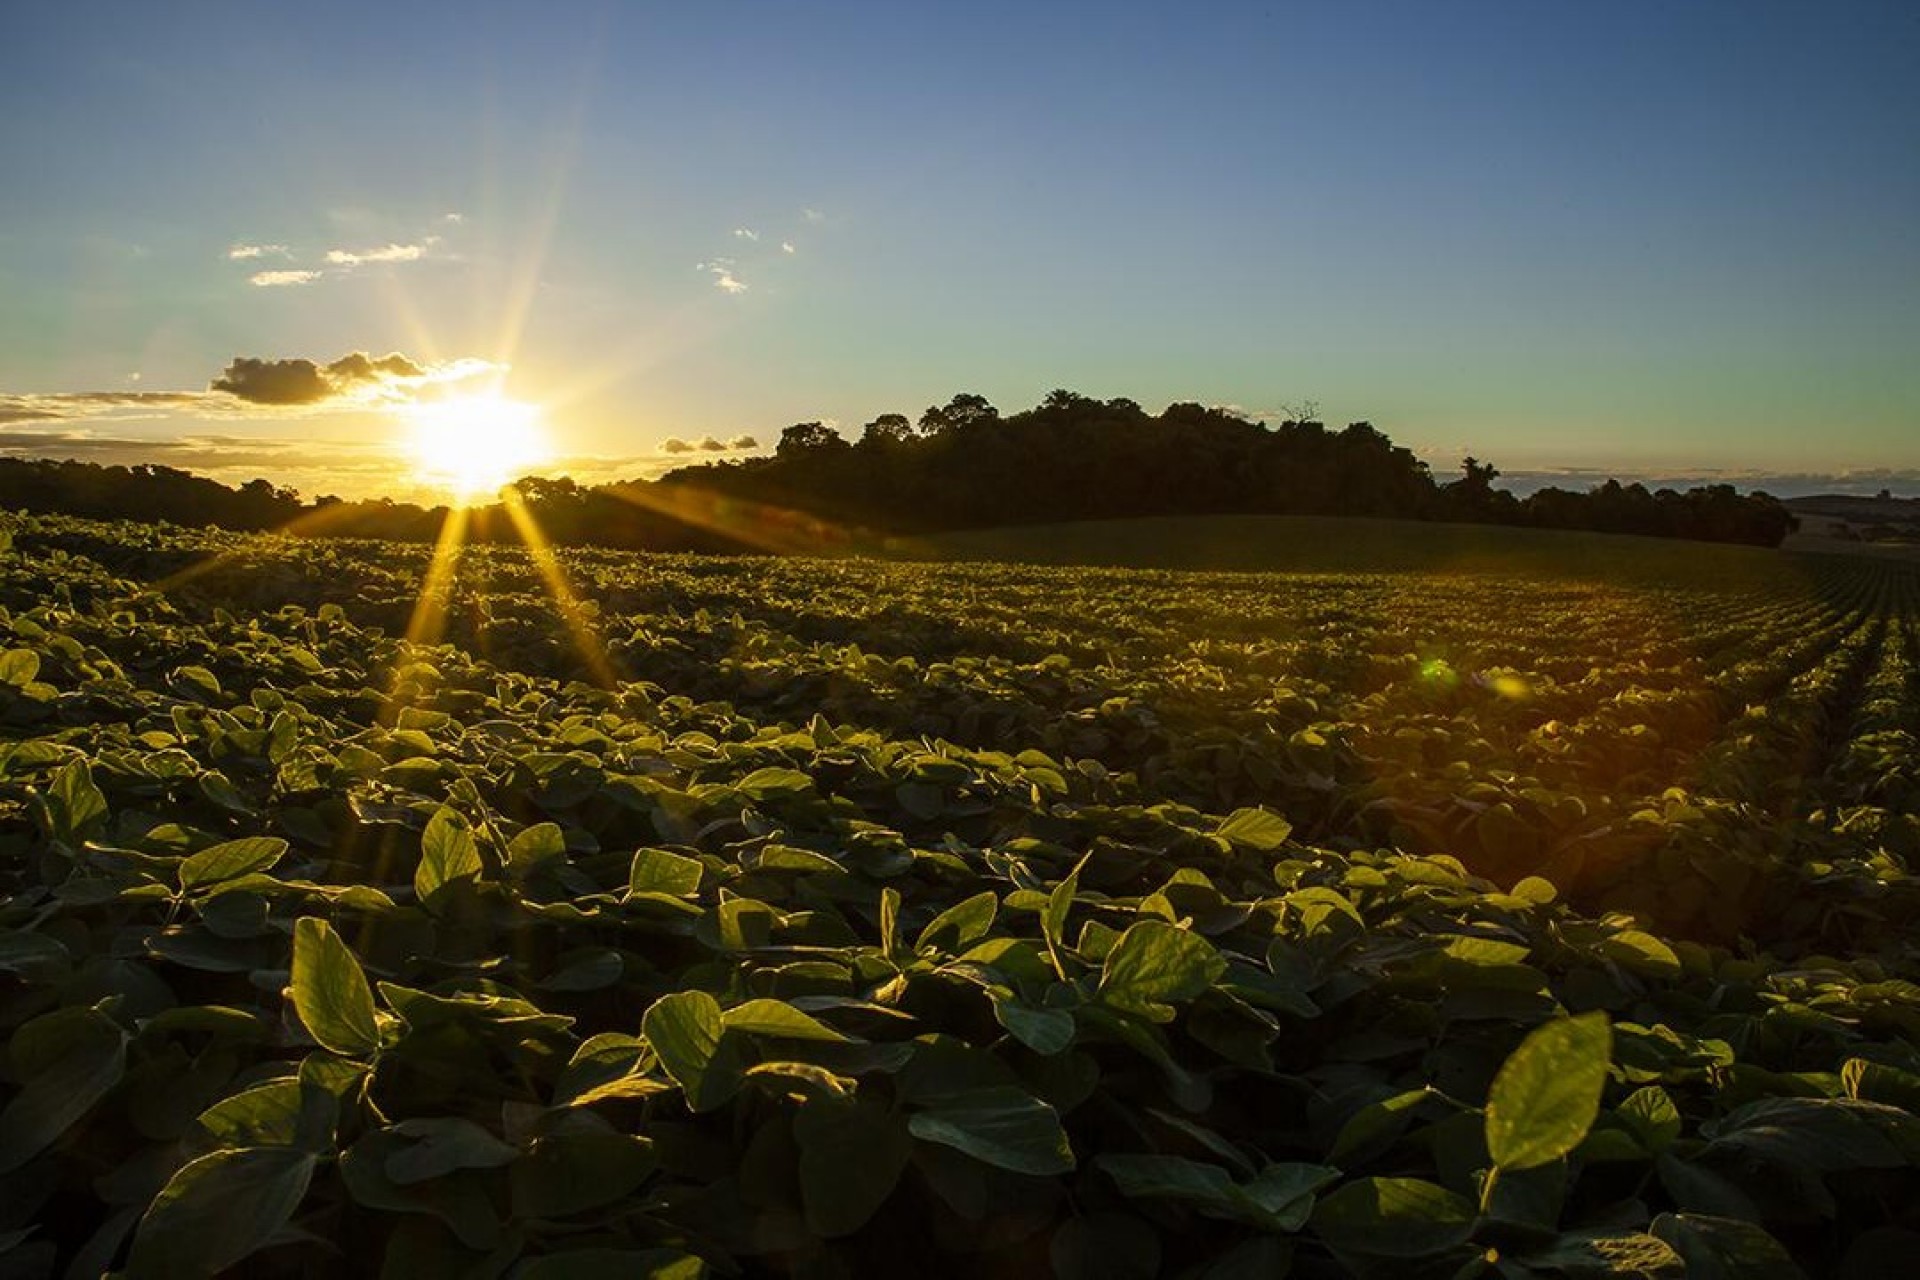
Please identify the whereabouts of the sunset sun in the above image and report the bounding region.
[405,393,550,501]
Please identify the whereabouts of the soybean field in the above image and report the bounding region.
[3,511,1918,1278]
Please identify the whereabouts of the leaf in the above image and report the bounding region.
[0,1005,128,1174]
[1486,1011,1612,1170]
[1041,860,1081,980]
[1216,807,1293,852]
[915,890,999,954]
[1601,929,1682,979]
[506,821,567,870]
[1649,1213,1806,1280]
[511,1132,658,1219]
[125,1147,317,1278]
[722,998,851,1042]
[907,1085,1075,1175]
[45,758,108,844]
[179,836,288,892]
[1311,1176,1477,1259]
[989,991,1076,1055]
[642,990,739,1112]
[514,1250,705,1280]
[290,916,381,1057]
[1051,1212,1161,1280]
[736,766,813,801]
[384,1118,520,1185]
[1617,1085,1683,1155]
[1097,920,1228,1022]
[0,649,39,686]
[1100,1154,1335,1231]
[795,1099,913,1236]
[629,847,703,898]
[415,806,481,904]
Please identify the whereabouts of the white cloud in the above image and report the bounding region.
[698,259,749,295]
[442,212,464,223]
[781,241,796,255]
[250,269,321,287]
[802,207,825,223]
[733,227,759,241]
[325,241,430,266]
[227,243,289,260]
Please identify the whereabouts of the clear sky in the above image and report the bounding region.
[2,1,1916,500]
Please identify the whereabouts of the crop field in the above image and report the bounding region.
[3,511,1919,1278]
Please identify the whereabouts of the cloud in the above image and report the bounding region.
[250,269,321,287]
[228,243,289,260]
[325,240,433,267]
[780,241,796,255]
[698,259,749,294]
[801,208,825,223]
[0,391,207,425]
[442,212,464,224]
[733,227,759,242]
[659,434,758,456]
[209,351,484,406]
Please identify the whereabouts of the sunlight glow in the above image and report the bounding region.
[406,394,550,502]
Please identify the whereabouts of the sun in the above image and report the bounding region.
[405,393,551,502]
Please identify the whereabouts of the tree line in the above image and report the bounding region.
[660,391,1798,546]
[0,393,1797,551]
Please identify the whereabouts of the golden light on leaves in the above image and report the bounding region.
[405,393,550,503]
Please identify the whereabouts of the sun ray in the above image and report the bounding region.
[498,487,620,687]
[596,479,907,558]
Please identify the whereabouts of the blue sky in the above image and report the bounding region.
[2,1,1916,499]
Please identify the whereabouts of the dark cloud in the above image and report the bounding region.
[727,434,759,450]
[0,391,208,424]
[209,351,428,405]
[695,436,730,452]
[659,437,694,454]
[209,357,332,405]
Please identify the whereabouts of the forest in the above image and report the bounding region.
[0,393,1797,552]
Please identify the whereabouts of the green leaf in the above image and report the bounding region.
[629,847,703,898]
[1486,1011,1612,1171]
[514,1250,705,1280]
[415,806,481,904]
[45,758,108,844]
[385,1118,520,1185]
[1617,1085,1683,1155]
[722,998,851,1042]
[506,821,567,870]
[915,890,999,954]
[0,649,39,686]
[290,916,381,1057]
[642,990,739,1112]
[1097,920,1228,1022]
[1100,1154,1335,1232]
[1649,1213,1806,1280]
[1600,929,1683,979]
[511,1132,657,1219]
[0,1005,128,1174]
[795,1099,913,1236]
[1311,1176,1477,1259]
[179,836,288,892]
[1216,807,1293,852]
[989,991,1076,1055]
[1051,1212,1161,1280]
[125,1147,317,1278]
[736,766,813,801]
[907,1085,1075,1175]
